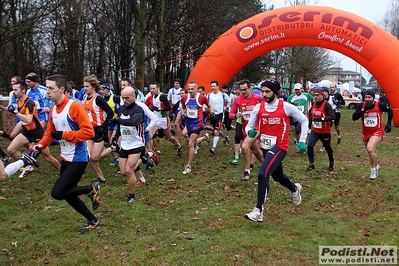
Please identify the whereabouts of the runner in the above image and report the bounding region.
[229,79,264,181]
[111,86,158,202]
[243,79,306,222]
[207,80,231,155]
[35,74,100,232]
[82,75,114,183]
[352,89,392,180]
[145,82,182,156]
[180,81,212,174]
[306,87,335,173]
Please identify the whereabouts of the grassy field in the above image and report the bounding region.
[0,108,398,265]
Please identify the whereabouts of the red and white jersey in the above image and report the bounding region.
[145,92,169,118]
[237,93,263,127]
[82,93,108,126]
[258,99,291,151]
[361,101,383,135]
[311,100,331,134]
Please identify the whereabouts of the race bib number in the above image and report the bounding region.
[187,107,198,118]
[120,125,136,138]
[59,139,72,153]
[242,111,251,121]
[296,105,305,113]
[312,121,322,129]
[260,134,277,150]
[364,117,377,127]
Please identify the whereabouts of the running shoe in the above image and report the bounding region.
[369,168,378,180]
[109,157,119,166]
[194,145,200,154]
[151,151,160,165]
[210,147,216,155]
[155,149,161,155]
[88,183,101,210]
[292,183,302,205]
[182,166,191,175]
[2,155,12,166]
[18,165,34,180]
[244,207,263,222]
[146,159,154,171]
[125,193,136,203]
[306,164,315,172]
[241,170,250,181]
[230,158,239,165]
[337,135,342,144]
[93,177,106,184]
[177,145,183,156]
[223,136,230,146]
[21,153,39,167]
[205,133,211,145]
[319,147,325,152]
[78,220,101,233]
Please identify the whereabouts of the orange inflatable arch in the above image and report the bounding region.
[187,5,399,125]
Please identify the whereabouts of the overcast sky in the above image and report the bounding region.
[267,0,392,79]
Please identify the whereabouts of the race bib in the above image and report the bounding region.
[120,125,136,138]
[242,111,251,121]
[312,121,322,129]
[364,117,377,127]
[59,139,72,153]
[187,107,198,118]
[260,134,277,150]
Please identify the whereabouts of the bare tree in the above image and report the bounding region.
[380,0,399,38]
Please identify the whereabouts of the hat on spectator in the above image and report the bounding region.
[294,83,302,90]
[101,83,111,91]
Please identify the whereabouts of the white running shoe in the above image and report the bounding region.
[205,133,211,145]
[18,165,34,180]
[244,207,263,222]
[182,166,191,175]
[319,147,325,152]
[194,146,200,154]
[370,168,378,180]
[292,183,302,205]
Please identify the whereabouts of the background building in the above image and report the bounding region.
[323,67,363,87]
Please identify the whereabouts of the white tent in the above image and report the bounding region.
[317,80,333,87]
[339,82,361,93]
